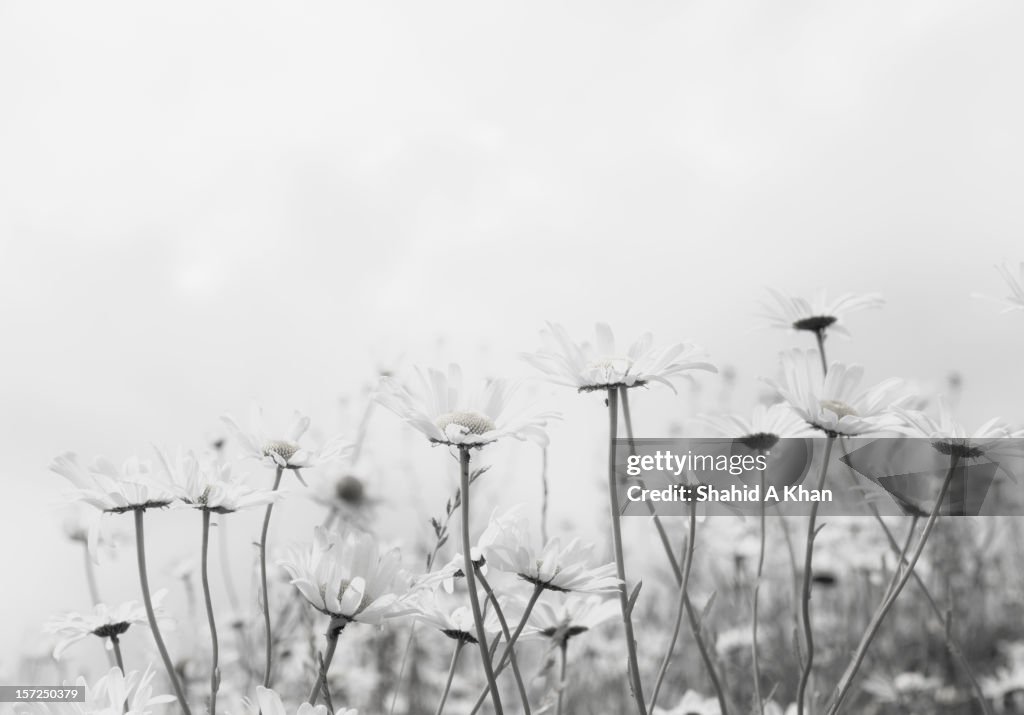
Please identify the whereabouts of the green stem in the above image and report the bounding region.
[435,641,463,715]
[459,447,504,715]
[259,466,284,688]
[201,510,220,715]
[134,509,192,715]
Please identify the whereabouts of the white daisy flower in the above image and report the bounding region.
[278,528,413,625]
[43,593,171,660]
[894,398,1016,460]
[155,447,281,513]
[408,593,500,644]
[975,262,1024,313]
[522,322,716,393]
[479,507,620,593]
[255,686,357,715]
[523,594,618,646]
[413,549,487,594]
[763,350,905,436]
[699,402,814,451]
[28,666,175,715]
[761,289,884,337]
[374,364,556,448]
[51,453,176,514]
[220,404,348,471]
[654,689,722,715]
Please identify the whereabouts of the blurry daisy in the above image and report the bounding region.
[51,453,176,514]
[409,593,500,644]
[156,447,281,513]
[862,671,942,705]
[975,262,1024,313]
[522,322,715,393]
[763,350,905,436]
[255,686,357,715]
[654,689,722,715]
[28,666,175,715]
[761,289,884,337]
[524,594,618,647]
[480,508,619,593]
[894,398,1016,459]
[44,593,171,660]
[699,402,814,451]
[375,364,556,447]
[278,527,413,625]
[221,404,348,472]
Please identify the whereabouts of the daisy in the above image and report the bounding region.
[413,549,487,594]
[894,398,1016,460]
[51,453,176,514]
[479,508,620,593]
[29,666,175,715]
[408,593,501,644]
[761,289,884,337]
[699,402,814,452]
[221,404,348,472]
[43,593,171,660]
[975,262,1024,313]
[374,364,556,448]
[255,686,357,715]
[655,690,722,715]
[278,527,412,625]
[524,594,618,647]
[763,350,905,436]
[522,322,716,393]
[156,448,281,513]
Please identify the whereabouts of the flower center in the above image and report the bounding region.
[434,411,496,436]
[334,475,366,505]
[263,440,299,461]
[93,622,131,638]
[793,315,838,332]
[739,432,780,452]
[819,399,859,419]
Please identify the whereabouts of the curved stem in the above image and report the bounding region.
[606,388,647,714]
[259,466,284,688]
[134,509,191,715]
[201,510,220,715]
[557,641,568,715]
[751,467,767,715]
[478,571,531,714]
[813,329,828,376]
[308,618,345,706]
[435,641,464,715]
[648,502,696,713]
[109,635,125,673]
[459,447,504,715]
[826,456,960,715]
[795,435,835,715]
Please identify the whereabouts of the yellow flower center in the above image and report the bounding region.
[435,411,497,436]
[819,399,859,419]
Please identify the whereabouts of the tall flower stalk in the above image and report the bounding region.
[258,465,284,687]
[200,510,220,715]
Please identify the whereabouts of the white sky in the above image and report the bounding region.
[2,0,1024,664]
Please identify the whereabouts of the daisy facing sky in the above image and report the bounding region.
[221,404,349,472]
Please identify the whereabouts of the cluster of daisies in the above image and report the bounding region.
[32,260,1024,715]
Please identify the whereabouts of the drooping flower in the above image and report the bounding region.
[43,593,172,660]
[699,402,814,451]
[763,350,905,436]
[375,364,556,447]
[221,404,348,471]
[278,528,412,625]
[761,289,884,337]
[523,594,618,646]
[51,453,176,514]
[479,507,620,593]
[255,686,357,715]
[974,262,1024,313]
[155,447,281,513]
[522,322,716,393]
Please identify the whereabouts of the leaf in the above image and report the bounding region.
[699,590,718,624]
[625,581,643,617]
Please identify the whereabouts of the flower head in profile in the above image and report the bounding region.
[763,350,904,436]
[408,592,500,644]
[375,364,557,448]
[761,289,884,337]
[51,453,176,514]
[27,666,174,715]
[894,398,1016,460]
[278,527,412,625]
[43,593,171,660]
[479,507,620,593]
[221,404,348,471]
[524,594,618,647]
[156,447,281,513]
[974,262,1024,313]
[523,322,716,393]
[699,403,814,452]
[255,686,357,715]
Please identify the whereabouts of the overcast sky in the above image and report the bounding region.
[2,1,1023,664]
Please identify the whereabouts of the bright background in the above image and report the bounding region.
[2,0,1023,666]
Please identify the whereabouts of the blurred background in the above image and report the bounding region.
[2,0,1023,694]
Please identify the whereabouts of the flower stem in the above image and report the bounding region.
[201,510,220,715]
[606,388,647,715]
[82,542,102,606]
[540,445,550,545]
[751,467,767,715]
[825,455,961,715]
[109,634,125,673]
[459,447,504,715]
[308,617,346,706]
[258,466,284,689]
[813,329,828,376]
[478,571,531,714]
[133,509,191,715]
[435,641,463,715]
[795,435,835,715]
[557,641,568,715]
